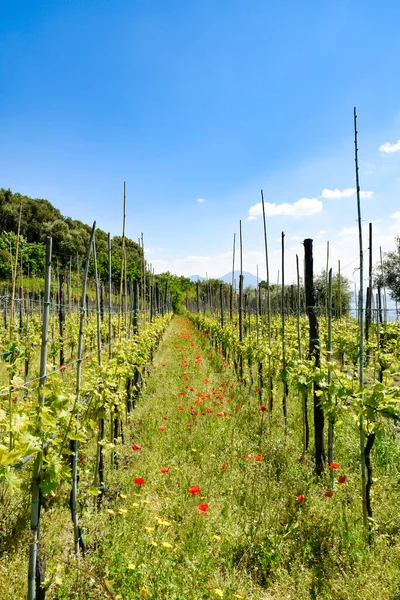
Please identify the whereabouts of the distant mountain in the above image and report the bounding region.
[220,270,259,289]
[189,274,206,282]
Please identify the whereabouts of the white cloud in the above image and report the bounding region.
[247,197,322,220]
[321,188,373,199]
[197,198,206,203]
[321,188,355,199]
[379,140,400,153]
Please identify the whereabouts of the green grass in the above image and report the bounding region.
[2,315,400,599]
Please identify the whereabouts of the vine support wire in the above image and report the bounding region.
[27,235,52,600]
[354,107,368,533]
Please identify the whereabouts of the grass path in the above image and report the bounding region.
[79,315,282,600]
[43,316,400,599]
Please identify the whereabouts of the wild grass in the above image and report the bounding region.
[1,316,400,599]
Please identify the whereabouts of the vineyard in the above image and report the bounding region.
[0,120,400,600]
[0,190,400,600]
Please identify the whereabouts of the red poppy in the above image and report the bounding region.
[197,503,209,514]
[329,463,340,469]
[178,405,184,410]
[254,387,260,393]
[255,455,263,461]
[338,475,346,484]
[158,425,165,431]
[160,467,170,473]
[259,406,267,412]
[163,416,168,420]
[244,454,254,461]
[216,411,224,417]
[134,477,145,485]
[188,485,201,495]
[296,494,305,502]
[205,408,212,413]
[325,491,334,497]
[221,463,228,470]
[132,444,142,450]
[204,378,209,384]
[179,392,184,396]
[191,411,199,416]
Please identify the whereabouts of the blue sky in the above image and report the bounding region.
[1,0,400,286]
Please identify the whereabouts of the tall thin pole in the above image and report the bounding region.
[230,233,236,321]
[71,221,96,554]
[118,182,127,337]
[10,195,23,335]
[261,190,273,416]
[338,260,342,320]
[354,107,368,532]
[238,221,243,379]
[108,234,113,358]
[366,224,372,360]
[27,237,52,600]
[327,268,335,489]
[142,233,146,325]
[281,232,288,432]
[325,241,330,315]
[380,246,387,324]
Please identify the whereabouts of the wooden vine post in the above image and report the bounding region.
[304,238,325,476]
[365,223,372,361]
[327,268,335,489]
[281,232,288,432]
[93,234,105,507]
[71,221,96,555]
[261,190,273,417]
[108,233,113,357]
[297,254,309,452]
[354,107,368,534]
[27,236,52,600]
[238,221,244,380]
[230,233,235,321]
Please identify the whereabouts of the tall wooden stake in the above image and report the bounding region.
[230,233,236,321]
[261,190,273,417]
[27,237,52,600]
[304,238,324,476]
[354,107,368,532]
[281,232,288,432]
[238,221,243,380]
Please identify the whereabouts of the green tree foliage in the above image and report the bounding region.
[314,270,352,315]
[0,188,143,284]
[157,272,193,313]
[375,237,400,301]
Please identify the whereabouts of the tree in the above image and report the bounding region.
[314,270,352,315]
[375,237,400,301]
